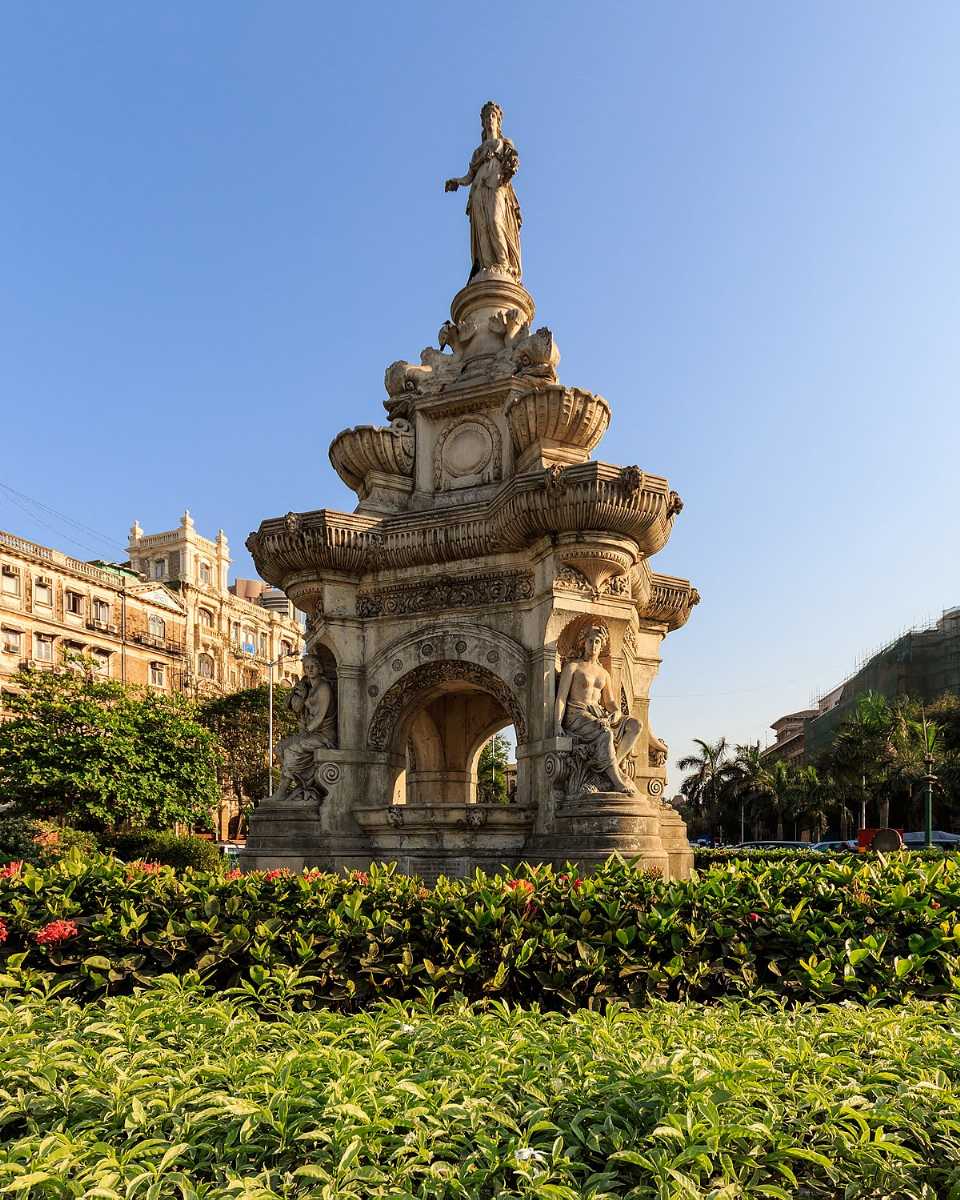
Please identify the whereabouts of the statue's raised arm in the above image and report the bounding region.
[444,100,522,283]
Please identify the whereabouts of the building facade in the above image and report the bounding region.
[764,608,960,765]
[1,513,303,704]
[126,512,303,695]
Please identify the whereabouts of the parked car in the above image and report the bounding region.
[811,839,859,853]
[217,842,244,864]
[732,840,814,850]
[902,830,960,848]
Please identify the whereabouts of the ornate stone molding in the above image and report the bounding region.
[506,386,610,472]
[328,421,414,496]
[357,569,533,618]
[250,461,678,585]
[638,573,701,631]
[368,660,527,750]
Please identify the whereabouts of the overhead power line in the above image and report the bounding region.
[0,480,127,560]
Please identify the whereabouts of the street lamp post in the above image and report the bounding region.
[922,709,936,850]
[268,650,297,798]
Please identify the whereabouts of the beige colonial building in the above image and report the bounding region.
[127,511,303,695]
[0,513,303,706]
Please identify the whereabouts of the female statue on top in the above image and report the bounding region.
[445,100,522,282]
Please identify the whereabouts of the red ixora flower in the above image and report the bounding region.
[263,868,291,882]
[748,912,760,923]
[351,870,370,885]
[0,861,24,880]
[127,861,162,875]
[0,919,8,944]
[224,868,243,881]
[931,900,942,909]
[35,919,79,946]
[506,879,535,895]
[558,874,584,890]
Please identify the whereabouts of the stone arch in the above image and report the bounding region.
[367,659,527,752]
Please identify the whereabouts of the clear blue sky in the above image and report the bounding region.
[3,2,958,766]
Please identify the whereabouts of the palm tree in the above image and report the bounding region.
[677,737,736,839]
[831,692,896,826]
[726,743,775,841]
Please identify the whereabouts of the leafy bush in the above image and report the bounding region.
[102,830,223,872]
[694,846,958,868]
[0,983,959,1197]
[3,853,960,1008]
[0,818,44,867]
[0,665,220,832]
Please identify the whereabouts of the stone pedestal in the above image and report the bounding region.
[527,793,671,875]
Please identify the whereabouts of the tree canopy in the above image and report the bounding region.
[0,664,220,833]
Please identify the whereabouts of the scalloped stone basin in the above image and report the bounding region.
[329,423,414,493]
[506,386,611,470]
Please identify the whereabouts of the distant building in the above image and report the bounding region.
[1,514,305,840]
[764,608,960,765]
[127,512,303,695]
[761,709,818,766]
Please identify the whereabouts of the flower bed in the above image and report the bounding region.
[1,983,959,1197]
[2,853,960,1008]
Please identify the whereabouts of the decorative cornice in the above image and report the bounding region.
[357,569,533,618]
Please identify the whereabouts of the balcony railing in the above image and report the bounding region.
[86,619,119,636]
[131,631,185,656]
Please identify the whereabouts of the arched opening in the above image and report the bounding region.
[470,723,517,805]
[370,660,526,808]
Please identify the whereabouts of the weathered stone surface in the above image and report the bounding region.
[241,102,696,879]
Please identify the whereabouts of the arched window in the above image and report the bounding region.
[198,653,215,679]
[148,614,165,639]
[198,608,214,629]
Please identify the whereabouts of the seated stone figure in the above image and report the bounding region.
[272,653,338,804]
[554,624,641,794]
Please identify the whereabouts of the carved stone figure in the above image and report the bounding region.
[648,730,669,768]
[445,101,522,281]
[554,624,642,794]
[271,653,338,804]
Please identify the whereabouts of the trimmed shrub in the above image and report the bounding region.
[103,830,222,871]
[2,853,960,1008]
[1,984,959,1197]
[0,817,44,866]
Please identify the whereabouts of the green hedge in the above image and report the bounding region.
[101,829,222,872]
[2,853,959,1008]
[1,983,959,1197]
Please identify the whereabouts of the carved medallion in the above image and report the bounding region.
[434,414,502,491]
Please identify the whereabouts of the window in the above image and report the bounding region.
[34,578,52,607]
[1,565,20,597]
[242,628,255,653]
[230,669,237,687]
[280,639,293,658]
[150,661,165,687]
[199,561,211,586]
[258,631,267,655]
[2,627,21,655]
[65,591,83,616]
[91,650,110,676]
[148,614,165,639]
[152,560,165,580]
[33,633,54,662]
[244,669,258,688]
[93,598,111,624]
[198,653,214,679]
[198,608,214,629]
[231,621,240,644]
